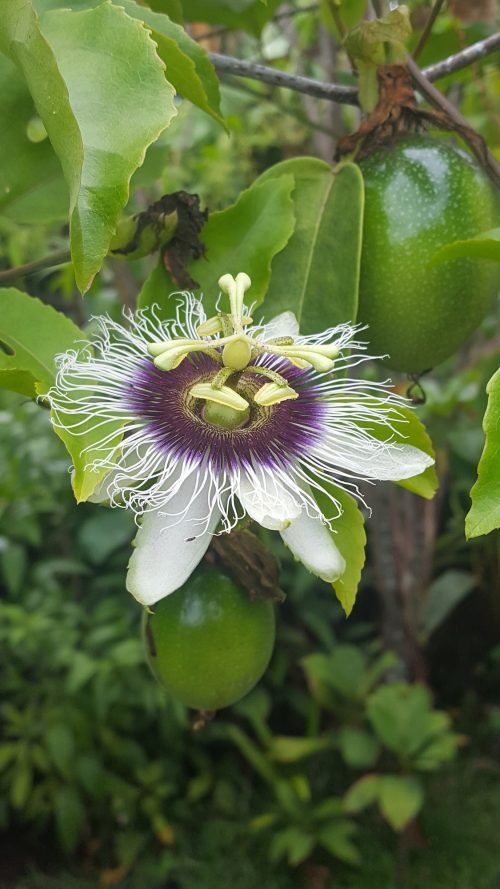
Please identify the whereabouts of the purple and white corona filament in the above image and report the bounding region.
[49,272,433,606]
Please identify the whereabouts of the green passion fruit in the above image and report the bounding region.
[358,136,499,373]
[144,567,276,710]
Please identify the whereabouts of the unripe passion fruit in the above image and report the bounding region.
[358,136,499,372]
[145,567,276,710]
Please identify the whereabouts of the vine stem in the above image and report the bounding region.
[209,32,500,104]
[412,0,447,61]
[406,53,500,185]
[0,248,71,284]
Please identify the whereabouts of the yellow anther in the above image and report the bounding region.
[148,338,196,358]
[254,383,299,407]
[196,316,224,337]
[153,341,208,371]
[189,382,249,412]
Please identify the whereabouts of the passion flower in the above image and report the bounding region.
[358,135,499,373]
[49,272,432,606]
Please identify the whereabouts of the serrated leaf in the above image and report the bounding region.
[0,0,177,292]
[138,175,296,317]
[113,0,224,126]
[0,288,83,397]
[379,775,423,832]
[258,159,364,333]
[466,366,500,538]
[314,483,366,616]
[432,227,500,264]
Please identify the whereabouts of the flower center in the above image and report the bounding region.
[202,399,251,430]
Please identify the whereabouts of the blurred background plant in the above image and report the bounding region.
[1,0,500,887]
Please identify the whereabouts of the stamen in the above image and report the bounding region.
[189,382,249,412]
[153,341,209,371]
[254,382,299,406]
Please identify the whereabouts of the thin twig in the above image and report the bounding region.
[209,33,500,104]
[406,53,500,185]
[412,0,447,61]
[0,247,71,284]
[209,51,358,103]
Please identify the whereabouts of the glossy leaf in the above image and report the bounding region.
[379,775,424,832]
[258,159,364,333]
[139,175,296,317]
[314,483,366,616]
[114,0,224,126]
[466,366,500,538]
[0,1,177,293]
[0,287,83,397]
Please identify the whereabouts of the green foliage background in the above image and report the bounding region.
[0,1,499,887]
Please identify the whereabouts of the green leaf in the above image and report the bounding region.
[258,159,364,333]
[302,646,366,700]
[46,724,75,777]
[10,762,33,809]
[366,405,438,500]
[320,0,368,39]
[466,366,500,538]
[1,0,177,292]
[418,570,476,641]
[345,7,412,65]
[314,483,366,616]
[139,175,296,317]
[270,827,315,867]
[77,510,134,565]
[0,287,83,397]
[379,775,423,832]
[54,786,85,852]
[181,0,281,37]
[337,726,380,768]
[0,54,67,223]
[367,683,438,758]
[318,820,360,865]
[343,774,381,813]
[269,735,335,763]
[432,228,500,264]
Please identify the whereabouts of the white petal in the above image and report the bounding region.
[262,311,299,341]
[126,477,221,606]
[280,511,346,582]
[314,436,434,481]
[237,471,301,531]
